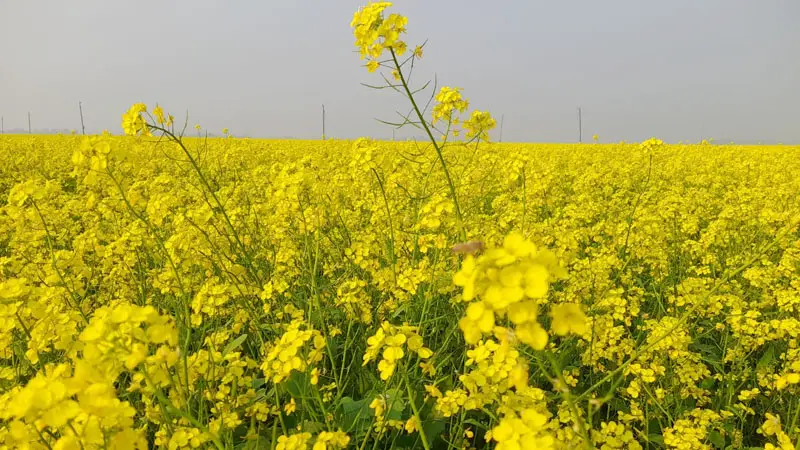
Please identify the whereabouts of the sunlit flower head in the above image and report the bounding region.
[121,103,151,137]
[351,2,408,69]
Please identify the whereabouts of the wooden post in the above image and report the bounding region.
[577,107,582,143]
[28,112,31,134]
[322,104,326,140]
[79,101,86,135]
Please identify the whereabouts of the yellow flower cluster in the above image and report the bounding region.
[454,232,567,347]
[121,103,150,137]
[276,431,311,450]
[335,279,373,323]
[81,303,179,377]
[550,303,588,336]
[157,427,210,449]
[760,413,797,450]
[488,408,555,450]
[431,86,469,125]
[363,321,433,380]
[0,302,178,449]
[2,1,800,447]
[434,338,530,416]
[462,110,497,142]
[70,133,114,185]
[775,353,800,389]
[261,317,326,383]
[591,421,642,450]
[662,408,723,450]
[1,121,799,448]
[190,276,235,325]
[313,430,350,450]
[350,2,407,71]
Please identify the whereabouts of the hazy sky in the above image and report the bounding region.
[1,1,799,143]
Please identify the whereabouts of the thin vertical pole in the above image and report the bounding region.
[499,114,505,142]
[392,129,395,141]
[577,107,582,143]
[79,101,86,135]
[322,104,326,140]
[28,112,31,134]
[1,117,3,134]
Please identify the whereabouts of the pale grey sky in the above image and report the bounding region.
[1,0,798,143]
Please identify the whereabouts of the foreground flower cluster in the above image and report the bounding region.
[1,131,798,449]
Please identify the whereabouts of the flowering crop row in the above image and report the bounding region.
[1,132,799,449]
[0,1,799,448]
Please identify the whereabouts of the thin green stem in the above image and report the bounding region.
[389,48,466,242]
[147,124,263,286]
[541,352,592,449]
[372,168,397,284]
[578,219,798,403]
[404,373,432,450]
[30,200,89,323]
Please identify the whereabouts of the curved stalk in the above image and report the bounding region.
[389,48,466,242]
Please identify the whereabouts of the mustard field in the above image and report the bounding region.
[0,133,799,449]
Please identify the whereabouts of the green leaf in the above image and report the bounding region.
[385,390,406,422]
[223,333,248,356]
[757,344,775,371]
[721,421,735,434]
[251,378,266,389]
[700,377,716,389]
[301,421,325,434]
[701,357,724,373]
[326,336,340,356]
[285,370,310,398]
[339,397,365,414]
[337,397,372,434]
[422,419,447,446]
[694,343,720,356]
[464,419,490,431]
[708,430,725,448]
[648,434,665,446]
[391,302,410,319]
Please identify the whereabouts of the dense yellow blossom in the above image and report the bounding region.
[351,2,407,65]
[363,321,433,380]
[1,122,799,449]
[432,86,469,124]
[4,1,800,447]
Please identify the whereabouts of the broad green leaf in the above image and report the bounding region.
[422,420,447,447]
[708,430,725,448]
[223,333,248,356]
[757,344,775,371]
[285,370,310,398]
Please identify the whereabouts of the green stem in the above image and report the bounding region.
[540,352,592,449]
[105,169,193,403]
[30,200,89,323]
[372,168,398,285]
[789,396,800,443]
[148,124,262,286]
[144,370,225,450]
[577,220,798,403]
[273,389,289,435]
[404,373,432,450]
[389,48,466,242]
